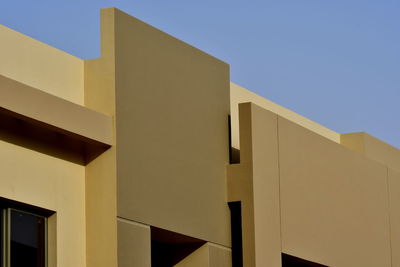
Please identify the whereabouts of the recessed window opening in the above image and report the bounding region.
[0,197,53,267]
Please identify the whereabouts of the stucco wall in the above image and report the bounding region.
[0,22,87,267]
[112,9,231,246]
[279,116,391,267]
[230,82,340,151]
[0,140,86,267]
[0,25,84,105]
[229,102,397,266]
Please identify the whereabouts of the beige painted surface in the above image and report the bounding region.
[174,244,210,267]
[208,243,232,267]
[85,149,118,267]
[84,8,118,267]
[4,7,399,267]
[388,168,400,267]
[340,132,365,154]
[47,215,57,267]
[250,104,282,267]
[0,74,113,145]
[0,15,88,267]
[341,132,400,173]
[174,243,232,267]
[279,117,391,267]
[230,82,340,150]
[117,218,151,267]
[227,103,281,267]
[111,8,231,246]
[227,164,255,266]
[227,103,256,266]
[0,25,84,105]
[0,140,86,267]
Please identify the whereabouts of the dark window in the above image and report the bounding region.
[10,210,46,267]
[0,198,53,267]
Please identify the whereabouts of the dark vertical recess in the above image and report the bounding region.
[0,209,3,267]
[228,115,233,163]
[228,201,243,267]
[228,115,240,164]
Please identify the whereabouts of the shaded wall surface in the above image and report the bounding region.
[1,6,400,267]
[85,8,233,267]
[0,131,86,267]
[112,9,231,245]
[279,116,391,267]
[0,22,87,267]
[228,102,400,267]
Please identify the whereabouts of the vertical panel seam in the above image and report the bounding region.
[277,116,283,255]
[386,167,393,267]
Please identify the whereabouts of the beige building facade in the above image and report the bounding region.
[0,8,399,267]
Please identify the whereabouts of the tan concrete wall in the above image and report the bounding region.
[174,244,210,267]
[227,164,255,266]
[230,82,340,150]
[208,243,232,267]
[84,8,118,267]
[229,102,397,266]
[388,168,400,267]
[111,8,231,246]
[5,7,398,267]
[227,103,282,267]
[279,117,391,267]
[0,20,87,267]
[174,243,232,267]
[0,25,84,105]
[0,74,113,147]
[117,219,151,267]
[341,132,400,173]
[250,104,281,267]
[0,140,86,267]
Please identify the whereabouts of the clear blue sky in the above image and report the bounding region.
[1,0,399,148]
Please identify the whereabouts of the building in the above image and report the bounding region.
[0,7,399,267]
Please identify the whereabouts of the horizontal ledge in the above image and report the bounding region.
[0,74,113,165]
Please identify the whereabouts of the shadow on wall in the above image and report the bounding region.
[282,254,329,267]
[0,108,109,165]
[151,227,205,267]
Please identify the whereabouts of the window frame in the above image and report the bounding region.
[0,198,53,267]
[1,209,4,267]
